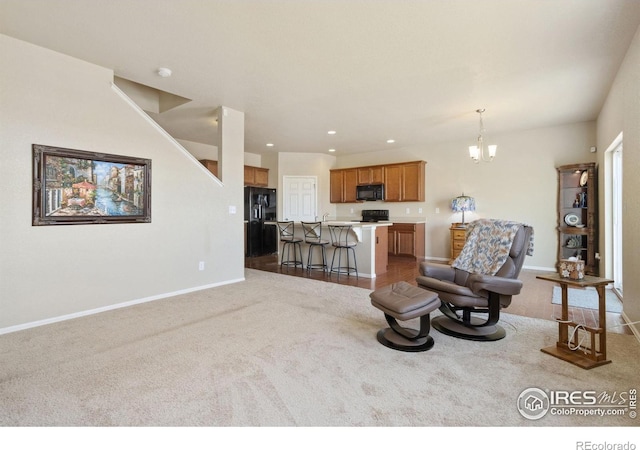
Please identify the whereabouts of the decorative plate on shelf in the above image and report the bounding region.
[564,213,580,226]
[579,170,588,186]
[566,236,582,248]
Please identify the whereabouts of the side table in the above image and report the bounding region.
[536,273,614,369]
[449,223,467,264]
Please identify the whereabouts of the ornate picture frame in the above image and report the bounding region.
[32,144,151,226]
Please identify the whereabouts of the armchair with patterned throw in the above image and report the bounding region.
[416,219,534,341]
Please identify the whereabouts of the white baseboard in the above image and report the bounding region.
[0,277,245,336]
[621,311,640,344]
[523,264,556,272]
[423,256,448,262]
[423,257,556,273]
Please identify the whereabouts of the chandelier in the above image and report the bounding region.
[468,108,497,163]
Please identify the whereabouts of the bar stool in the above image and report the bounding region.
[328,224,358,280]
[276,221,303,269]
[301,221,329,272]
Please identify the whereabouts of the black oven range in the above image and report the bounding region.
[360,209,389,222]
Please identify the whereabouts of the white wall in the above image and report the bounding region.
[597,24,640,336]
[261,152,279,189]
[178,139,219,161]
[0,35,245,331]
[244,152,262,168]
[334,122,597,270]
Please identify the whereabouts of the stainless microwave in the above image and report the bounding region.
[356,184,384,201]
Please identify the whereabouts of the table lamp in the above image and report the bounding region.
[451,194,476,227]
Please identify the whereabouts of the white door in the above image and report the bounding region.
[283,176,317,221]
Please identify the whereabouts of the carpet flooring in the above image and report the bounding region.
[0,269,638,428]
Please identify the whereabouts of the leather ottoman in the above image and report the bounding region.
[370,281,441,352]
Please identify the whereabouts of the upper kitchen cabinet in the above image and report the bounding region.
[384,161,425,202]
[330,168,358,203]
[330,161,426,203]
[201,161,269,186]
[244,165,269,187]
[199,159,218,177]
[200,160,269,187]
[357,166,384,185]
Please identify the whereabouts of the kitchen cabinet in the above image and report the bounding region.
[388,222,425,259]
[329,168,358,203]
[199,159,218,177]
[375,225,389,274]
[244,165,269,187]
[384,161,425,202]
[357,166,384,185]
[330,161,425,203]
[449,224,467,264]
[329,170,343,203]
[254,167,269,186]
[200,161,269,187]
[557,163,598,276]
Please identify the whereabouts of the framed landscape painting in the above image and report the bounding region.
[32,144,151,226]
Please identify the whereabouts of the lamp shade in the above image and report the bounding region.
[451,194,476,226]
[451,195,476,213]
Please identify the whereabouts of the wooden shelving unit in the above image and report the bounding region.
[556,163,598,276]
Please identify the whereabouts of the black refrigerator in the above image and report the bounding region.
[244,186,278,257]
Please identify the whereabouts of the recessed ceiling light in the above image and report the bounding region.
[327,130,336,135]
[386,139,395,144]
[266,143,274,147]
[157,67,172,78]
[328,148,336,152]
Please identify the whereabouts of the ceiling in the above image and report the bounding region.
[1,0,640,156]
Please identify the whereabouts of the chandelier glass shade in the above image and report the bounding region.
[469,108,497,163]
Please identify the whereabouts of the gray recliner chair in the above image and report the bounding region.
[416,219,534,341]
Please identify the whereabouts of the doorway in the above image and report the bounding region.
[606,133,623,297]
[282,176,318,222]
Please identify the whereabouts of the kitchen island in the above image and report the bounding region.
[266,221,392,278]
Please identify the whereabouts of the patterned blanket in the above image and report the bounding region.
[451,219,534,276]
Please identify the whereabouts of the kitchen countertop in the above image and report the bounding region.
[264,219,426,226]
[325,221,393,227]
[265,220,392,227]
[333,218,427,224]
[387,218,427,224]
